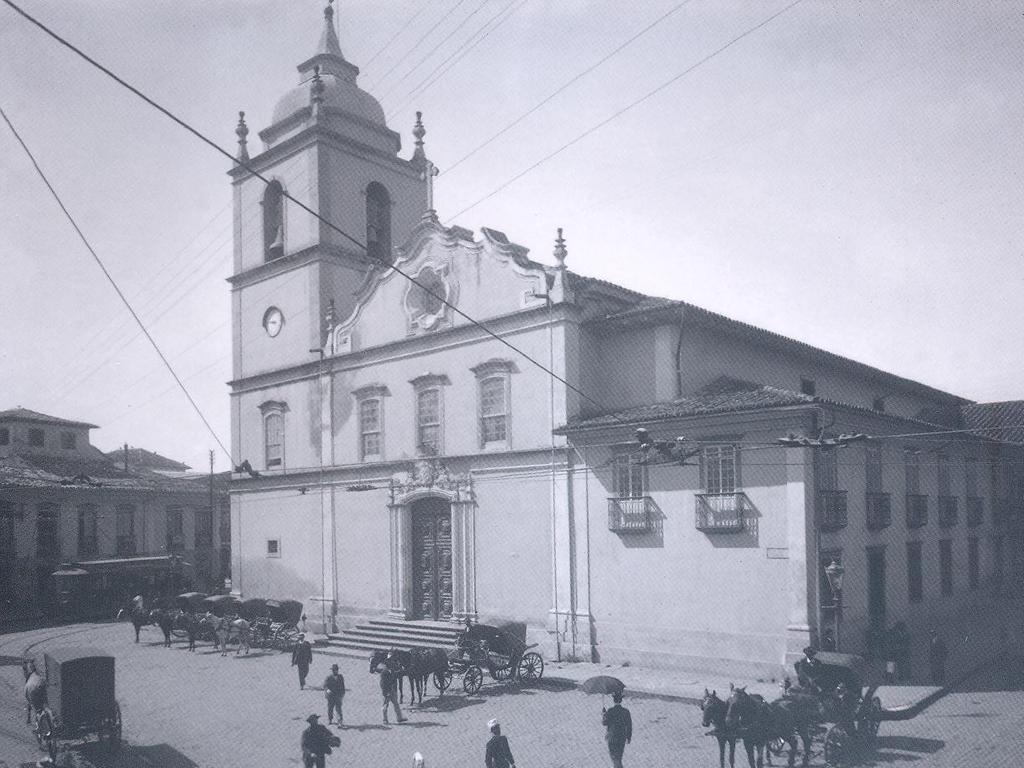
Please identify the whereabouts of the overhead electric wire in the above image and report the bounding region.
[0,104,232,461]
[367,0,470,91]
[447,0,804,221]
[385,0,526,120]
[363,4,429,67]
[443,0,693,176]
[0,0,639,430]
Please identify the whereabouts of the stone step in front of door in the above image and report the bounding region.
[324,618,464,657]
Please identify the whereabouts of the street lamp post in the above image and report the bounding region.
[824,559,845,651]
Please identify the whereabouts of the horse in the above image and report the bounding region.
[701,688,738,768]
[369,649,414,703]
[406,647,450,704]
[229,618,251,655]
[156,609,175,648]
[23,659,46,725]
[215,616,232,656]
[126,606,159,643]
[725,685,814,768]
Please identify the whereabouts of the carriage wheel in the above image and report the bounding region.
[463,665,484,694]
[434,670,453,694]
[768,737,786,756]
[493,665,514,682]
[276,625,299,647]
[823,724,849,767]
[517,652,544,682]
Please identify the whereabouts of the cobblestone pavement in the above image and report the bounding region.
[0,622,1021,768]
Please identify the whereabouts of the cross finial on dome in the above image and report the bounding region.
[235,111,250,163]
[553,228,568,269]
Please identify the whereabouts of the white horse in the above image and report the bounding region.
[23,659,45,725]
[230,618,251,655]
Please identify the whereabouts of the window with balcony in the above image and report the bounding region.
[816,448,846,530]
[166,507,185,552]
[906,541,923,603]
[939,539,953,596]
[696,445,745,532]
[77,504,98,558]
[608,454,651,532]
[865,443,890,530]
[36,502,60,560]
[116,504,136,556]
[968,536,979,590]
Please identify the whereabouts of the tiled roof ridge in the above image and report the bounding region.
[0,407,99,429]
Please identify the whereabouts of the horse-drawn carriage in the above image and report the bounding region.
[26,648,122,762]
[803,652,883,766]
[444,621,544,695]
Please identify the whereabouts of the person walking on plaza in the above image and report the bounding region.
[929,630,948,685]
[484,718,516,768]
[301,713,338,768]
[602,691,632,768]
[292,634,314,690]
[378,650,407,724]
[324,663,346,726]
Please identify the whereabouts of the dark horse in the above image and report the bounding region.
[701,688,738,768]
[369,649,414,703]
[405,647,450,704]
[725,686,815,768]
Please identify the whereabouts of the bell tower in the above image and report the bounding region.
[229,0,430,381]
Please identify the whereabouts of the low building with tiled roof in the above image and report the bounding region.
[0,409,230,619]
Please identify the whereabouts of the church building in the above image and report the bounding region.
[228,4,1024,678]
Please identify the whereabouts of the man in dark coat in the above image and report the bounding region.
[292,634,314,690]
[602,691,632,768]
[795,646,824,693]
[485,718,515,768]
[324,663,346,725]
[378,650,406,724]
[301,713,338,768]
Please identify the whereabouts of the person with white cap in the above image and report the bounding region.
[484,718,516,768]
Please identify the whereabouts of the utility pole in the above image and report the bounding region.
[123,442,129,472]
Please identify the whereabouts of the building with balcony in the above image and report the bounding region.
[226,4,1024,678]
[0,408,230,617]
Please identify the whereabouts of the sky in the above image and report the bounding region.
[0,0,1021,473]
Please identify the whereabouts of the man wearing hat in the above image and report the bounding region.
[292,634,314,689]
[300,713,339,768]
[602,691,632,768]
[484,718,515,768]
[324,663,346,725]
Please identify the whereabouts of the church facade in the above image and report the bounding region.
[228,5,1024,677]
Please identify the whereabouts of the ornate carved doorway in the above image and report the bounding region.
[411,497,453,621]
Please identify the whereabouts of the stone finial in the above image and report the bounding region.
[553,227,568,269]
[411,110,427,170]
[325,0,334,24]
[311,65,326,116]
[235,111,249,163]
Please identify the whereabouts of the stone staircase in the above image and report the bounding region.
[321,618,463,659]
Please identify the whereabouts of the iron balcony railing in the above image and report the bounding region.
[816,490,848,531]
[906,494,929,529]
[695,492,747,533]
[866,492,892,531]
[607,497,653,533]
[938,496,959,528]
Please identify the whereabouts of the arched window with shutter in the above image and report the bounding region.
[263,180,285,261]
[365,182,392,264]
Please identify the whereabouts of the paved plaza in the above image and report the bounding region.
[1,622,1024,767]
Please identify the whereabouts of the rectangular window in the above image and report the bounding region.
[266,538,281,557]
[116,504,135,556]
[77,504,98,558]
[166,507,184,552]
[906,541,923,603]
[968,537,979,590]
[865,444,883,493]
[867,546,886,627]
[61,432,77,450]
[937,454,950,497]
[195,507,213,548]
[904,449,920,494]
[702,445,738,494]
[0,427,9,446]
[965,457,978,498]
[479,377,508,445]
[359,398,382,460]
[992,535,1004,587]
[416,388,441,455]
[36,502,60,560]
[939,539,953,596]
[28,428,44,447]
[817,448,838,491]
[800,377,816,396]
[612,454,647,499]
[264,413,284,469]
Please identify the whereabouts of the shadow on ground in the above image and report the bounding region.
[74,741,199,767]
